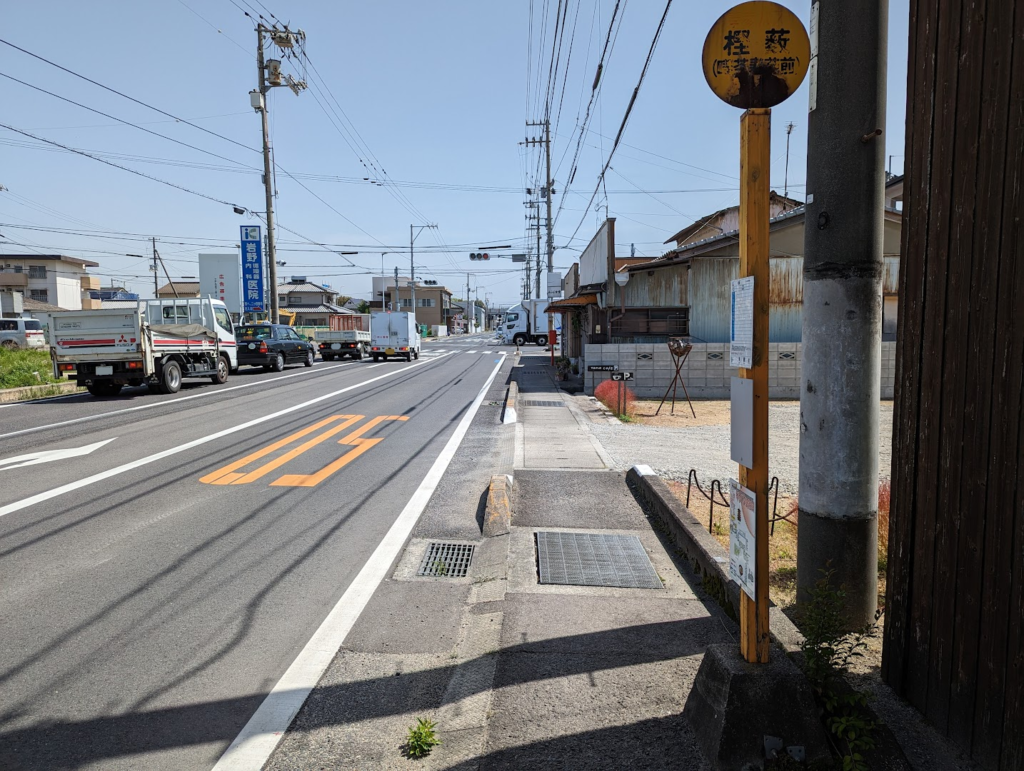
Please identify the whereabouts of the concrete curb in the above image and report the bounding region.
[0,381,81,403]
[629,467,916,769]
[501,381,518,424]
[483,474,513,537]
[626,465,803,653]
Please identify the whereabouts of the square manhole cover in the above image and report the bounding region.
[418,542,474,578]
[536,532,662,589]
[522,400,564,407]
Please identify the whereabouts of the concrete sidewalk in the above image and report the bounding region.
[262,351,733,769]
[513,356,611,470]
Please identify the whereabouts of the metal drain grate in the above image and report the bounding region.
[523,400,565,407]
[418,542,475,578]
[523,369,548,374]
[536,532,662,589]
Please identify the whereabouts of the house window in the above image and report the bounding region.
[278,295,287,305]
[417,298,435,307]
[28,266,47,279]
[610,307,690,338]
[400,298,412,308]
[29,289,48,302]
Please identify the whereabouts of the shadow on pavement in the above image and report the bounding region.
[0,618,714,770]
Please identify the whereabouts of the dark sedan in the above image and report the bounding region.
[236,324,315,371]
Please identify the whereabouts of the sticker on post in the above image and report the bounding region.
[729,479,756,601]
[730,276,754,368]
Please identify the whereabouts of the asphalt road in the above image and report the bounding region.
[0,333,510,771]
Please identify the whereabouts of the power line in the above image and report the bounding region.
[0,71,258,172]
[0,123,246,210]
[564,0,674,247]
[0,37,260,156]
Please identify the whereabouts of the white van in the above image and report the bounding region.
[0,317,46,350]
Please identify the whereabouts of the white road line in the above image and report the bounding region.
[0,353,455,519]
[212,352,507,770]
[0,361,359,441]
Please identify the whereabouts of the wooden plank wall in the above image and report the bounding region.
[882,0,1024,767]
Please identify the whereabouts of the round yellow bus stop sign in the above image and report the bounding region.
[702,1,810,109]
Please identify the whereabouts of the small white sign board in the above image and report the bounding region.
[730,276,754,368]
[730,376,754,468]
[546,271,562,299]
[729,479,757,601]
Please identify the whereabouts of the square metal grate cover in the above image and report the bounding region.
[418,542,474,578]
[536,532,662,589]
[523,400,565,407]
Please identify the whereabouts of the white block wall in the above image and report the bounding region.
[583,342,897,399]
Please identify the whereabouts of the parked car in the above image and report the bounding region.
[236,324,315,371]
[0,317,46,350]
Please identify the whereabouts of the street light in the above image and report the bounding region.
[410,223,437,315]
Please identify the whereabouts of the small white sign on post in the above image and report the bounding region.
[730,376,754,468]
[546,271,562,299]
[730,276,754,368]
[729,479,757,601]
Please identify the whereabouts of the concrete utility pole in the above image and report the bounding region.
[526,119,555,355]
[409,223,437,325]
[392,265,399,312]
[253,23,307,324]
[797,0,888,626]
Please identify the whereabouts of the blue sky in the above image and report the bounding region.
[0,0,908,306]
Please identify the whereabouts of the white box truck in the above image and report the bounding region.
[50,298,238,397]
[500,300,551,346]
[317,328,371,360]
[369,311,421,362]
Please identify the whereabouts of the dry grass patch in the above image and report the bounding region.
[628,399,731,428]
[664,482,888,612]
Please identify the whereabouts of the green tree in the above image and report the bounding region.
[356,300,371,314]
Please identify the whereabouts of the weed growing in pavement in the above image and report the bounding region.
[405,718,441,758]
[431,559,449,576]
[800,566,882,771]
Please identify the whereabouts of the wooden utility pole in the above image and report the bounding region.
[738,109,771,663]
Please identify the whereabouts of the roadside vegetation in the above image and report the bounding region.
[0,348,64,390]
[666,480,891,612]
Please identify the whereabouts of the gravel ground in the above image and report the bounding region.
[584,400,894,497]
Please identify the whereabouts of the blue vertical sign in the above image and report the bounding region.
[240,225,264,313]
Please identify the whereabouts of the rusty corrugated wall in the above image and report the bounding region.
[618,263,688,307]
[689,256,816,343]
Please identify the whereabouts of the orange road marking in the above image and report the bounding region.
[272,416,409,487]
[199,414,410,488]
[199,415,363,485]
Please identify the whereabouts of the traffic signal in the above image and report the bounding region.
[469,252,490,261]
[423,280,438,286]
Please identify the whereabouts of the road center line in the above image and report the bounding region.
[0,361,359,440]
[212,352,507,771]
[0,353,457,519]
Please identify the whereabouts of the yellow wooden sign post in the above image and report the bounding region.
[702,1,809,665]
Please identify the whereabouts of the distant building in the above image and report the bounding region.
[0,254,100,310]
[156,281,201,299]
[369,280,455,331]
[90,286,139,302]
[276,279,349,326]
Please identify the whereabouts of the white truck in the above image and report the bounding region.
[501,299,551,346]
[50,298,238,397]
[369,311,421,362]
[317,328,371,360]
